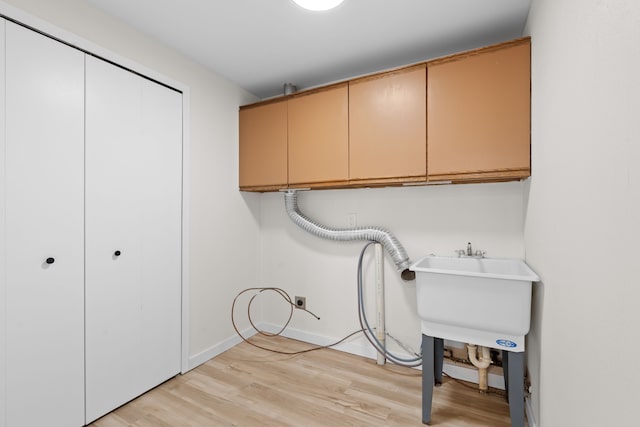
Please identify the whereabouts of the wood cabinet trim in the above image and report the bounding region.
[240,82,349,111]
[428,168,530,183]
[427,37,531,68]
[288,81,348,100]
[348,63,426,87]
[239,168,530,192]
[239,96,286,111]
[238,170,530,192]
[239,184,288,192]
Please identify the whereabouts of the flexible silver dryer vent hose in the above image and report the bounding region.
[284,190,415,281]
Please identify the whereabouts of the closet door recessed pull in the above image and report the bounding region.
[45,257,55,264]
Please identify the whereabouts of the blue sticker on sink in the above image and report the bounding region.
[496,339,517,348]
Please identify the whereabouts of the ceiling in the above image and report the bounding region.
[87,0,531,99]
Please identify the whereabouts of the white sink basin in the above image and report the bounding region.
[410,256,540,352]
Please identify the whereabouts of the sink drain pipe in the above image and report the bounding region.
[374,243,385,365]
[284,190,415,281]
[468,344,492,392]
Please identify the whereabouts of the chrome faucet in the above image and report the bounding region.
[457,242,486,258]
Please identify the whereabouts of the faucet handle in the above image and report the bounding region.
[474,250,486,258]
[456,249,466,257]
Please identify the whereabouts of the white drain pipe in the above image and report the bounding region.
[467,344,492,392]
[375,243,385,365]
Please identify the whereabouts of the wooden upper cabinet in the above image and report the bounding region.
[288,83,349,186]
[238,37,531,191]
[427,38,531,181]
[239,100,287,190]
[349,66,427,183]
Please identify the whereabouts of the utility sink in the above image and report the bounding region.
[410,256,540,352]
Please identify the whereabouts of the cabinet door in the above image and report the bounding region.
[85,57,182,423]
[239,100,288,190]
[349,67,426,183]
[427,40,531,180]
[288,84,349,186]
[4,22,85,427]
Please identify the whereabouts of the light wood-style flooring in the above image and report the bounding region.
[90,335,513,426]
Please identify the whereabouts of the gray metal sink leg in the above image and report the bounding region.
[421,334,434,425]
[421,334,444,425]
[434,337,444,386]
[503,350,526,427]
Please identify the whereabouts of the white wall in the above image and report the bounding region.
[0,0,260,364]
[259,182,526,357]
[524,0,640,425]
[0,16,5,426]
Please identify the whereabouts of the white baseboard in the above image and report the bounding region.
[258,322,380,359]
[186,322,396,371]
[188,323,505,392]
[443,360,505,390]
[187,326,258,370]
[260,323,507,391]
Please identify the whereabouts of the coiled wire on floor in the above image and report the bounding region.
[231,287,363,355]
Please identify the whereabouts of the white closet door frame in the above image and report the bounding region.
[0,17,7,427]
[0,3,191,374]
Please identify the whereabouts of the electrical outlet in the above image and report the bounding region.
[294,296,306,310]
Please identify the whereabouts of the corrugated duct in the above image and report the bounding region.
[284,190,415,281]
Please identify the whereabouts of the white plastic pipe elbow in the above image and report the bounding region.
[467,344,492,369]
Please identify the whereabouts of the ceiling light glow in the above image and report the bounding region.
[293,0,345,12]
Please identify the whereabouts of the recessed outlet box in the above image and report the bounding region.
[294,296,306,310]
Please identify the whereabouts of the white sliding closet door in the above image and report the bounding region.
[85,56,182,423]
[4,22,85,427]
